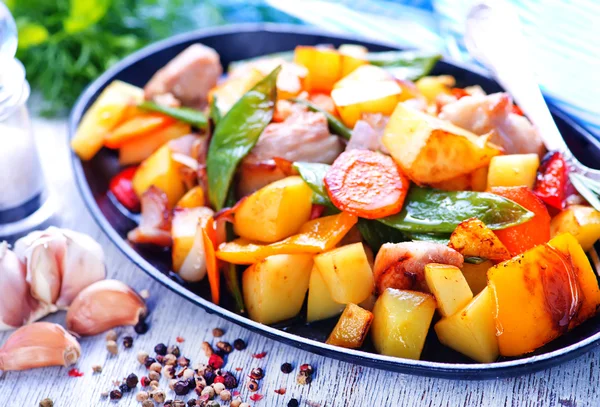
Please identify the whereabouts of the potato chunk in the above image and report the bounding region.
[132,144,186,207]
[243,254,313,325]
[424,263,473,317]
[234,176,313,243]
[294,46,342,93]
[488,233,600,356]
[382,103,501,184]
[332,81,402,128]
[551,205,600,251]
[371,289,436,360]
[487,154,539,189]
[434,287,499,363]
[326,303,373,349]
[72,81,143,160]
[306,265,344,323]
[314,243,374,304]
[449,218,511,261]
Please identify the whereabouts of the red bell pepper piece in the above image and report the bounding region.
[451,88,470,99]
[533,151,570,210]
[109,166,140,212]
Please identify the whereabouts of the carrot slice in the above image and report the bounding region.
[202,216,220,305]
[324,150,410,219]
[105,113,175,149]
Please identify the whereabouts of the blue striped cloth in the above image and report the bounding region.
[268,0,600,138]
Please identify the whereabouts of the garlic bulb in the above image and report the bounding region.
[0,243,36,331]
[66,279,147,336]
[0,322,81,371]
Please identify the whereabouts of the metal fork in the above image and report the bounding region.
[464,0,600,209]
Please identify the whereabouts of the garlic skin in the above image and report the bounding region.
[0,322,81,371]
[66,279,147,336]
[14,227,106,310]
[0,243,36,330]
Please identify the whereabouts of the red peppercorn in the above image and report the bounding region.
[213,375,225,384]
[140,376,151,387]
[208,354,224,369]
[67,368,84,377]
[299,363,314,376]
[250,367,264,380]
[176,336,185,343]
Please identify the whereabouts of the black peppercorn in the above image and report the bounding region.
[144,357,156,368]
[126,373,139,389]
[156,354,165,364]
[222,372,237,389]
[119,383,130,394]
[299,363,314,376]
[134,320,149,334]
[163,400,173,407]
[122,335,133,348]
[281,363,293,374]
[216,341,233,354]
[233,338,246,351]
[174,380,190,396]
[109,390,122,400]
[167,345,181,357]
[250,367,264,380]
[288,398,299,407]
[187,399,197,407]
[247,380,259,392]
[154,343,167,356]
[203,370,216,385]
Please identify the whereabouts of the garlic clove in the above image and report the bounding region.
[0,322,81,371]
[178,221,208,282]
[66,279,147,336]
[55,229,106,308]
[0,242,36,330]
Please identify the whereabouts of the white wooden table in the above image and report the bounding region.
[0,117,598,407]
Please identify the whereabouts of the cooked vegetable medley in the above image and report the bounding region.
[72,43,600,363]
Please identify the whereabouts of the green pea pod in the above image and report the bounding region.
[379,188,534,233]
[138,101,208,129]
[210,96,222,129]
[357,218,406,252]
[291,98,352,140]
[294,162,534,235]
[207,66,281,211]
[366,50,441,81]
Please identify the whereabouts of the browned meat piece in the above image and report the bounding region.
[144,44,222,108]
[373,242,464,294]
[127,186,172,247]
[238,109,343,197]
[439,92,544,156]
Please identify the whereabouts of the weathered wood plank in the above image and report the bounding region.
[0,119,598,407]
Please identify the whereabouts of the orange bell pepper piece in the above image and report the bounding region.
[105,113,175,148]
[216,212,358,264]
[202,216,220,304]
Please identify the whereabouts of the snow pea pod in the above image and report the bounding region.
[138,101,207,129]
[366,50,441,81]
[207,66,281,210]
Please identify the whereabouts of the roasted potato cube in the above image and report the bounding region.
[307,265,344,323]
[434,286,499,363]
[243,254,313,325]
[488,233,600,356]
[461,260,493,295]
[314,243,374,304]
[119,122,192,165]
[176,186,205,209]
[415,75,454,103]
[334,65,392,89]
[424,263,473,317]
[208,68,264,114]
[551,205,600,251]
[326,303,373,348]
[131,144,187,207]
[234,176,313,243]
[171,207,214,278]
[72,81,143,160]
[371,288,436,359]
[382,103,502,184]
[294,46,342,92]
[449,218,511,261]
[487,154,540,189]
[332,81,402,128]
